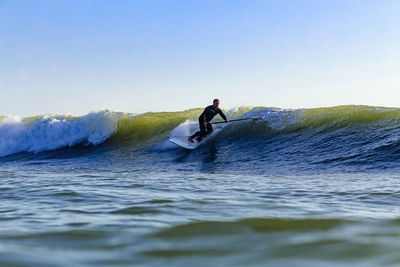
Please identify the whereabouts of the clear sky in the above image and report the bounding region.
[1,0,399,116]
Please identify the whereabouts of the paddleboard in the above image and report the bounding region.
[169,136,203,150]
[169,127,222,150]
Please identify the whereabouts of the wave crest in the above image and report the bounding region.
[2,105,400,160]
[0,110,121,157]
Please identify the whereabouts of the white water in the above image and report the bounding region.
[0,111,122,157]
[241,107,302,130]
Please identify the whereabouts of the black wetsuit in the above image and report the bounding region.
[190,105,227,140]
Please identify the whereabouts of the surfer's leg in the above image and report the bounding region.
[207,123,213,134]
[203,123,213,137]
[190,131,201,138]
[190,122,206,142]
[199,121,207,137]
[196,123,212,142]
[189,120,206,143]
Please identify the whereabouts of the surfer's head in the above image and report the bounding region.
[213,99,220,108]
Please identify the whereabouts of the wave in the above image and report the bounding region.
[0,110,122,157]
[151,217,352,239]
[0,107,251,157]
[2,105,400,166]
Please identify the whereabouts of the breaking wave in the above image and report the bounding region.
[1,105,400,169]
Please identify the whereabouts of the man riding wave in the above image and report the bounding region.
[188,99,229,143]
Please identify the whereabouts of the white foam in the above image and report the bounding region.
[169,120,198,138]
[157,120,197,150]
[0,111,122,157]
[241,108,302,130]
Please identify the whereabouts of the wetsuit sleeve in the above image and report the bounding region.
[218,109,227,121]
[201,106,211,123]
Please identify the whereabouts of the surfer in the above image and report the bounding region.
[188,99,229,143]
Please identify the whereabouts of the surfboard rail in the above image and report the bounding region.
[169,136,201,150]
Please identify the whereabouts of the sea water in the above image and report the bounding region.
[1,105,400,266]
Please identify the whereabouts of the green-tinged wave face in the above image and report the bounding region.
[0,107,254,157]
[152,218,350,239]
[142,217,393,264]
[2,105,400,168]
[112,109,202,144]
[297,105,400,131]
[110,107,253,145]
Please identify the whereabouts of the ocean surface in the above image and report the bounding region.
[1,105,400,266]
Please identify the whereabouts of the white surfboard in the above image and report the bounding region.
[169,126,223,150]
[169,136,202,150]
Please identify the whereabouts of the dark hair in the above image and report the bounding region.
[213,99,220,103]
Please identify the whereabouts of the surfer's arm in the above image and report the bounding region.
[202,106,212,124]
[218,109,228,122]
[199,108,207,123]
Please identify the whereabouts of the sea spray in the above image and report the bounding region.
[241,107,302,131]
[0,110,122,157]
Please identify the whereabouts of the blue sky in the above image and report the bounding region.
[1,0,399,116]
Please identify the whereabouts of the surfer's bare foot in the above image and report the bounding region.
[188,137,194,143]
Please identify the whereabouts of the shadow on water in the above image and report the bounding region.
[170,142,219,173]
[201,143,218,163]
[172,150,193,163]
[200,143,219,173]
